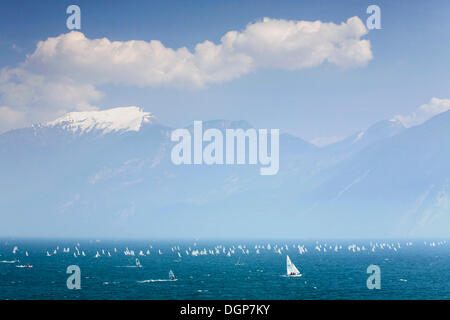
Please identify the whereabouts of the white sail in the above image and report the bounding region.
[136,258,142,268]
[286,255,301,277]
[169,270,176,280]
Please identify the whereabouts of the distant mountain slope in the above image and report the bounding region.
[0,107,448,238]
[323,119,405,158]
[302,111,450,237]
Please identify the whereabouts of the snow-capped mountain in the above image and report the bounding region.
[45,106,154,135]
[0,107,449,238]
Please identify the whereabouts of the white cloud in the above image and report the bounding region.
[22,16,371,88]
[0,68,102,131]
[0,106,25,130]
[310,135,344,147]
[0,16,372,133]
[392,98,450,128]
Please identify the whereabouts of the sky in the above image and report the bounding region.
[1,0,450,144]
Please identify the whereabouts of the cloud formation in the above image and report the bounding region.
[0,16,372,132]
[392,98,450,128]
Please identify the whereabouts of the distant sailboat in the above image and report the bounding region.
[286,255,302,277]
[169,270,176,281]
[136,258,142,268]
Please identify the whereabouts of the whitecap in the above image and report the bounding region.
[137,279,177,283]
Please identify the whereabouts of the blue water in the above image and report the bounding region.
[0,239,449,300]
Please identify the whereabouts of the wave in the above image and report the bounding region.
[137,279,177,283]
[115,266,140,268]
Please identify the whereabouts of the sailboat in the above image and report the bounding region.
[286,255,302,277]
[235,257,243,266]
[136,258,142,268]
[169,270,177,281]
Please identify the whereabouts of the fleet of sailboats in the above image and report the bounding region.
[5,240,448,286]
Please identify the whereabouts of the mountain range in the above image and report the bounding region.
[1,106,449,238]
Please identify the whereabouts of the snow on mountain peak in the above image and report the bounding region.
[46,106,154,135]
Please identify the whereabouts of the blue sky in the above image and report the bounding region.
[1,0,450,143]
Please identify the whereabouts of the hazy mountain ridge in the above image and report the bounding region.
[1,107,449,238]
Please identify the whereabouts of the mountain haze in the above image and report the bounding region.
[1,107,449,238]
